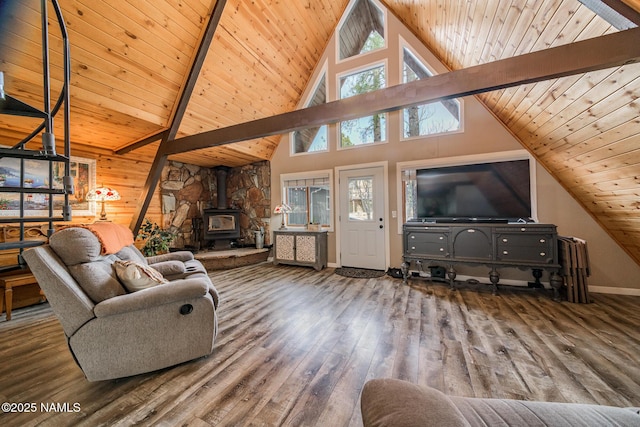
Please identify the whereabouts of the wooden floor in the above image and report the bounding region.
[1,262,640,426]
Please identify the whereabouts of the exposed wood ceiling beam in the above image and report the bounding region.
[115,129,169,155]
[162,27,640,157]
[130,0,227,232]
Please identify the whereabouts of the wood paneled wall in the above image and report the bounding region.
[0,141,162,269]
[68,143,163,227]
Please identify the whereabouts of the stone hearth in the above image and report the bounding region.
[195,248,270,271]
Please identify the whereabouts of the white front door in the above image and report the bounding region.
[339,166,386,270]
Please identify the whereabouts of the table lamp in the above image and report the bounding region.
[273,202,292,229]
[86,186,121,221]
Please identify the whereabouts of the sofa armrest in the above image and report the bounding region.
[148,260,186,276]
[146,251,194,264]
[361,379,471,427]
[94,278,209,318]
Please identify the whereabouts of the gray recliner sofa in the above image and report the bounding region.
[361,378,640,427]
[23,225,219,382]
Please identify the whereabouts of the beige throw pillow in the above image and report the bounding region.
[114,260,168,292]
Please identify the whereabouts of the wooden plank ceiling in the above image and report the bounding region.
[1,0,639,265]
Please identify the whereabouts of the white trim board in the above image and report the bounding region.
[589,286,640,296]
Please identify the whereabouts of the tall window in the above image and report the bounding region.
[402,47,461,139]
[291,74,328,154]
[338,0,386,61]
[339,64,387,147]
[282,172,332,227]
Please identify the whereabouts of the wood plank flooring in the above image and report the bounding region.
[1,262,639,426]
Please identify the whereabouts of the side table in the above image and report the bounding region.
[0,272,46,321]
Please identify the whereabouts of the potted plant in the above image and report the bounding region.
[137,218,176,256]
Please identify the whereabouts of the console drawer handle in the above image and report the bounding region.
[540,252,546,256]
[503,250,509,255]
[540,239,546,243]
[502,238,508,242]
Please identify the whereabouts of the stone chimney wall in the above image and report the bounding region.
[160,160,271,249]
[226,161,271,245]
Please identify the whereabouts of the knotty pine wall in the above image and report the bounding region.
[0,143,163,270]
[69,144,163,227]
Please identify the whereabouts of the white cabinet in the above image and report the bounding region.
[273,230,327,271]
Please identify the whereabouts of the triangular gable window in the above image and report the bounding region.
[338,0,386,61]
[291,73,328,154]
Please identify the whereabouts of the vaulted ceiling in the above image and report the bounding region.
[1,0,639,264]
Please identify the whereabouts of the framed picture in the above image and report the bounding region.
[0,155,96,217]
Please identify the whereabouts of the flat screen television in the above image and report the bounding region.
[414,159,532,223]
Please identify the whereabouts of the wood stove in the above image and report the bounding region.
[203,208,241,242]
[202,166,240,247]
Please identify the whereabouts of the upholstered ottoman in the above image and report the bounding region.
[361,378,640,427]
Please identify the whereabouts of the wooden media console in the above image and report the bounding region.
[401,222,563,299]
